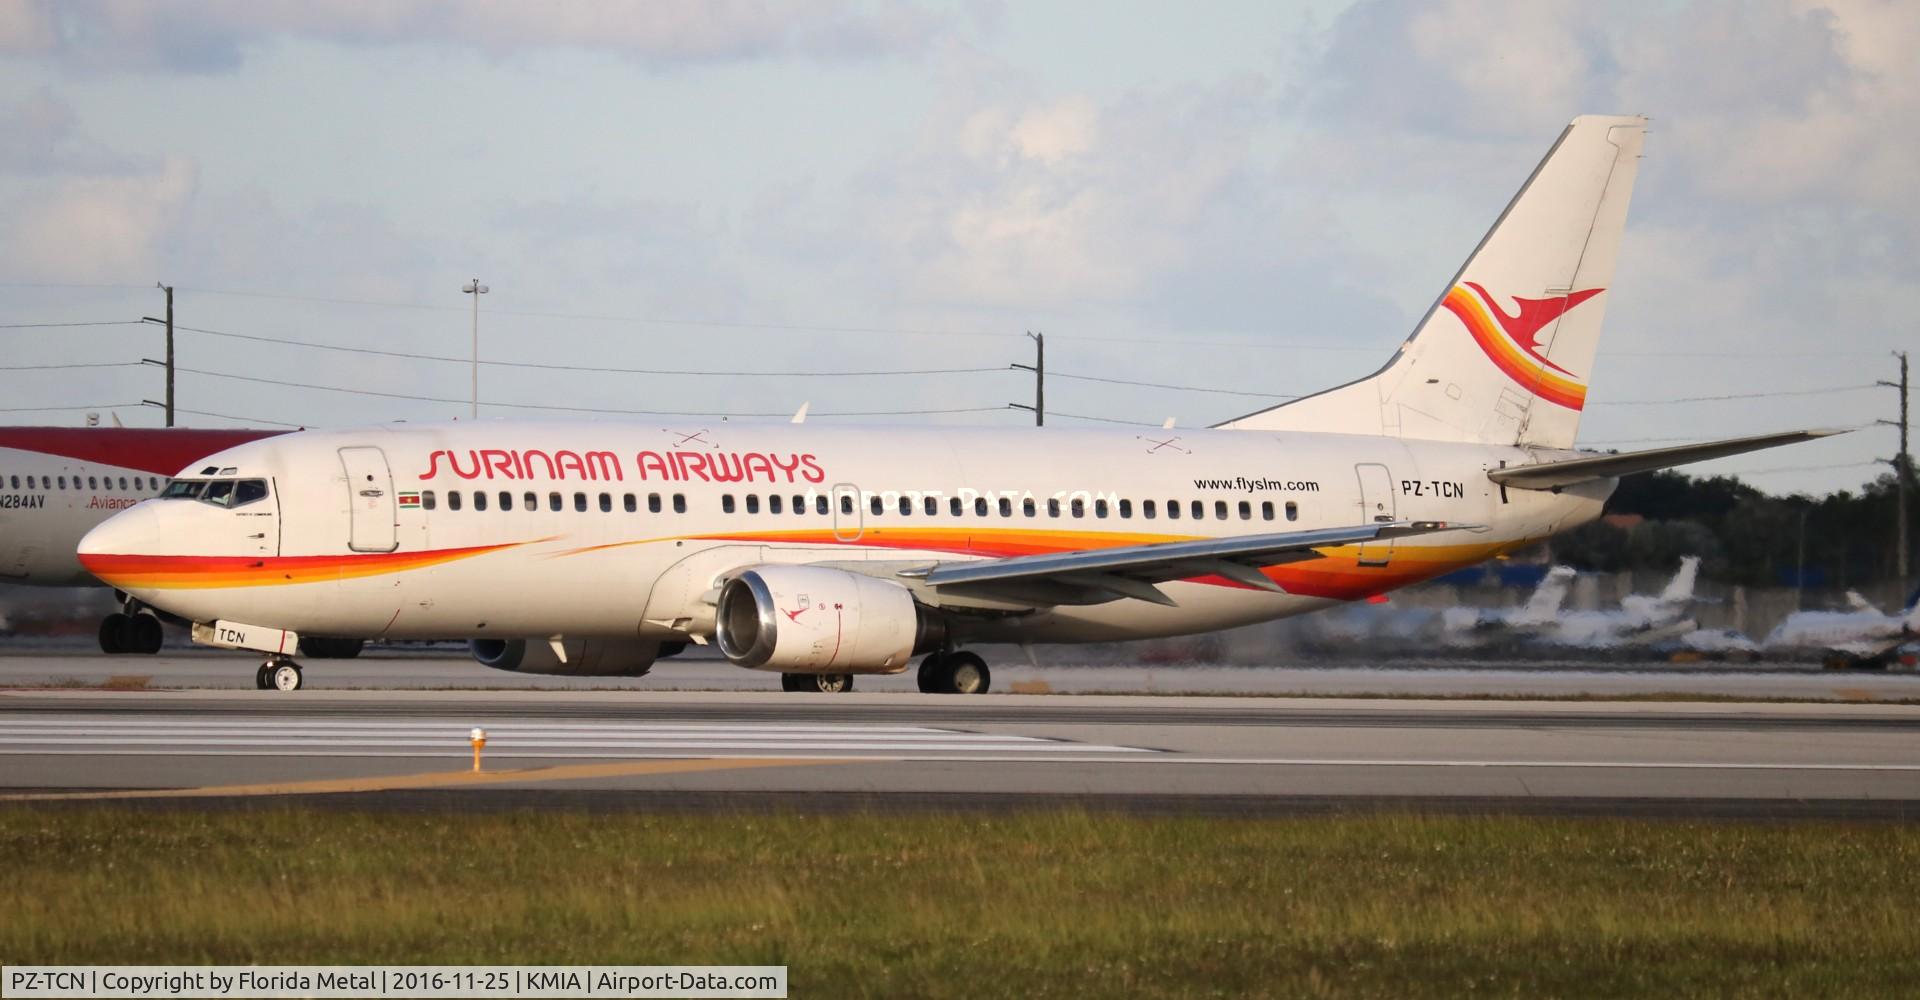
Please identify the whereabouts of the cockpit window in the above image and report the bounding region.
[201,480,236,507]
[160,479,208,499]
[232,480,269,507]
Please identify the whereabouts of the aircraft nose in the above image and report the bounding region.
[77,504,164,585]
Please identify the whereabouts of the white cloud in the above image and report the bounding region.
[0,155,196,282]
[5,0,944,73]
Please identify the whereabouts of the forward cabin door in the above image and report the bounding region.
[831,482,863,542]
[1354,463,1396,567]
[339,446,398,553]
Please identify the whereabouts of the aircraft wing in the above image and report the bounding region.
[899,521,1469,608]
[1488,429,1846,491]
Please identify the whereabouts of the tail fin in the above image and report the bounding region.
[1658,556,1700,604]
[1218,114,1646,449]
[1516,565,1576,625]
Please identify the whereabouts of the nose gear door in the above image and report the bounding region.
[339,447,398,553]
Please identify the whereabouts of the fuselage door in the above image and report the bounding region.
[339,446,398,553]
[1355,463,1396,567]
[831,482,863,542]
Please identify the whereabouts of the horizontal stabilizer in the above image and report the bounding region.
[1489,429,1846,490]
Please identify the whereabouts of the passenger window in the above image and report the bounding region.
[422,490,437,511]
[118,477,127,490]
[473,491,488,512]
[448,491,463,511]
[624,493,637,513]
[1070,498,1084,518]
[648,493,662,513]
[747,495,761,514]
[722,495,736,514]
[58,476,66,489]
[1191,501,1204,520]
[1023,498,1036,517]
[1167,500,1180,520]
[8,475,16,489]
[949,497,962,517]
[599,493,611,513]
[1262,501,1274,521]
[573,492,587,512]
[1094,499,1109,519]
[841,495,854,515]
[975,497,988,516]
[998,497,1012,517]
[897,496,910,515]
[233,480,269,507]
[549,492,562,512]
[1215,501,1229,520]
[869,496,882,516]
[1238,501,1251,520]
[1143,499,1156,519]
[1119,499,1132,519]
[525,492,537,511]
[924,496,937,516]
[500,491,513,511]
[1286,501,1299,522]
[88,476,98,490]
[1048,498,1061,517]
[815,495,828,515]
[673,494,686,513]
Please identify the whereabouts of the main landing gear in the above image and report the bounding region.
[917,651,991,695]
[98,612,163,655]
[781,672,854,693]
[255,656,304,692]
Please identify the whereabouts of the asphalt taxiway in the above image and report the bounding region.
[6,685,1920,818]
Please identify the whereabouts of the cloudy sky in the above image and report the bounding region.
[0,0,1912,496]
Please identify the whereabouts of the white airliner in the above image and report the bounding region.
[1764,589,1920,669]
[77,115,1839,693]
[1442,558,1700,648]
[0,427,284,652]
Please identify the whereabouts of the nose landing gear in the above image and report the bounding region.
[255,657,303,692]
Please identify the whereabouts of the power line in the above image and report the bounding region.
[172,364,1003,419]
[0,362,144,371]
[0,402,141,412]
[1048,370,1297,398]
[0,321,146,329]
[1593,384,1878,406]
[1048,410,1161,427]
[159,404,306,428]
[169,323,1007,377]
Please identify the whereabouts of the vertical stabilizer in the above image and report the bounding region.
[1219,115,1646,449]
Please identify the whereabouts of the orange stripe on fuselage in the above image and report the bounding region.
[79,542,525,590]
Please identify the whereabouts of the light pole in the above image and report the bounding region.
[462,278,489,419]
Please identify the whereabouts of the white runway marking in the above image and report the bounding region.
[0,715,1155,759]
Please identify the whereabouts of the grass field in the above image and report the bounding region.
[3,807,1918,997]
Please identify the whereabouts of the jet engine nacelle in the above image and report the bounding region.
[714,566,944,673]
[469,637,660,677]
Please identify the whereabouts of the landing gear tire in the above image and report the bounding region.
[127,614,163,655]
[918,651,991,695]
[781,672,853,693]
[265,659,304,692]
[254,663,273,690]
[99,613,129,654]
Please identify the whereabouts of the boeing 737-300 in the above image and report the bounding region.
[75,115,1841,693]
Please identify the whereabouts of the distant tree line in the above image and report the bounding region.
[1550,468,1918,589]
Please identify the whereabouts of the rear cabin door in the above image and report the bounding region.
[1354,463,1396,567]
[339,447,398,553]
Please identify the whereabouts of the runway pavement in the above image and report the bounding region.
[5,647,1919,700]
[6,687,1920,818]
